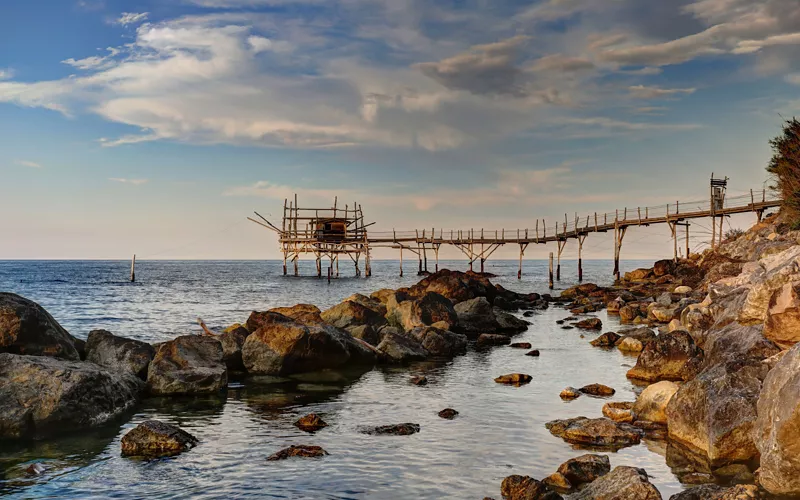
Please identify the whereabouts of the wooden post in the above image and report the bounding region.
[577,236,585,282]
[556,240,565,281]
[399,246,404,277]
[685,223,690,258]
[422,229,428,273]
[316,253,322,278]
[130,254,136,282]
[335,254,339,277]
[549,252,554,289]
[518,244,524,279]
[670,222,678,263]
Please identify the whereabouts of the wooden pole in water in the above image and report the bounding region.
[685,223,690,258]
[549,252,554,289]
[577,236,585,282]
[130,254,136,282]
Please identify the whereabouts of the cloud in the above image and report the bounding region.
[0,68,13,80]
[114,12,149,26]
[16,160,42,168]
[530,54,596,73]
[415,35,532,97]
[560,116,702,132]
[222,180,346,200]
[629,85,697,99]
[109,177,149,185]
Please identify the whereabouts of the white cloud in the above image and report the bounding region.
[16,160,42,168]
[0,68,13,80]
[114,12,149,26]
[629,85,696,99]
[109,178,149,185]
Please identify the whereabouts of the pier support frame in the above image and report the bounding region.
[577,235,586,282]
[556,240,566,281]
[517,243,528,279]
[613,224,628,281]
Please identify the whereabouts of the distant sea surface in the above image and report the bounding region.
[0,259,687,499]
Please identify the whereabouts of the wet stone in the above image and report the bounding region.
[294,413,328,432]
[26,463,46,476]
[510,342,532,349]
[121,420,199,458]
[560,387,581,400]
[579,383,615,397]
[267,444,328,460]
[410,375,428,386]
[364,423,420,435]
[477,334,511,346]
[438,408,459,419]
[495,373,532,385]
[526,349,541,357]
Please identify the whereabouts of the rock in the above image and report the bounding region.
[410,375,428,385]
[654,259,675,277]
[494,308,529,334]
[26,463,46,476]
[376,332,428,364]
[510,342,532,349]
[542,472,572,492]
[147,335,227,395]
[370,288,400,305]
[242,312,374,374]
[701,323,780,367]
[753,341,800,495]
[574,318,602,330]
[737,246,800,325]
[626,330,703,382]
[607,297,625,315]
[410,269,496,304]
[85,329,155,380]
[495,373,532,385]
[343,293,387,316]
[453,296,499,335]
[670,484,762,500]
[0,293,81,360]
[633,381,679,425]
[501,475,561,500]
[217,325,249,372]
[657,292,674,307]
[619,305,641,323]
[389,292,459,332]
[523,311,535,317]
[571,466,661,499]
[478,333,511,346]
[347,324,381,346]
[591,332,621,347]
[618,337,644,352]
[666,361,763,466]
[560,387,581,400]
[321,299,386,330]
[556,454,611,488]
[121,420,198,457]
[409,326,467,357]
[763,282,800,349]
[579,383,615,397]
[294,413,327,432]
[546,417,643,448]
[619,327,657,344]
[649,304,678,323]
[267,445,328,460]
[255,304,323,326]
[674,286,693,294]
[668,319,684,332]
[625,268,654,282]
[0,353,141,438]
[438,408,458,419]
[364,423,420,435]
[526,349,541,357]
[603,402,634,423]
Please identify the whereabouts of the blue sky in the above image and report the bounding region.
[1,0,798,260]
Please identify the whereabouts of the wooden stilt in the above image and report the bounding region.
[577,235,586,282]
[335,254,339,277]
[669,221,678,263]
[685,223,690,258]
[130,254,136,282]
[399,246,404,277]
[556,240,566,281]
[549,252,554,289]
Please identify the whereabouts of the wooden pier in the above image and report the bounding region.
[250,177,781,283]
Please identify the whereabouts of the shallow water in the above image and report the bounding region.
[0,259,687,499]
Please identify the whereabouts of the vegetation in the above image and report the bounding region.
[767,118,800,227]
[724,228,744,241]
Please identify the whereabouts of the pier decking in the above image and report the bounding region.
[250,178,781,285]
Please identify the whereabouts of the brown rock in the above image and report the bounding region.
[763,282,800,349]
[632,381,679,425]
[321,299,386,330]
[556,454,611,488]
[147,335,227,396]
[591,332,621,347]
[501,475,561,500]
[364,423,420,435]
[294,413,327,432]
[478,333,512,346]
[410,375,428,385]
[579,383,615,397]
[85,329,155,380]
[510,342,532,349]
[603,402,634,423]
[526,349,541,357]
[546,417,643,449]
[626,330,703,382]
[495,373,532,385]
[267,444,328,460]
[574,318,602,330]
[0,293,81,360]
[560,387,581,400]
[256,304,323,326]
[438,408,458,419]
[121,420,198,457]
[571,466,661,499]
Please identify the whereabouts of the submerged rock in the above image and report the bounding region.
[147,335,227,395]
[753,341,800,496]
[0,353,141,439]
[85,329,155,380]
[495,373,532,385]
[438,408,458,419]
[579,383,615,397]
[560,387,581,400]
[121,420,198,457]
[546,417,643,449]
[626,330,703,382]
[364,423,420,435]
[590,332,621,347]
[571,466,661,499]
[0,293,81,360]
[510,342,532,349]
[294,413,328,432]
[267,444,328,460]
[409,375,428,386]
[478,333,511,346]
[376,332,428,364]
[574,318,602,330]
[526,349,541,357]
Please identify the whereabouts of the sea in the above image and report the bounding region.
[0,259,688,499]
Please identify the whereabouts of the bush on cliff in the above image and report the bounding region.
[767,118,800,228]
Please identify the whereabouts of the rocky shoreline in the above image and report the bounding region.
[3,213,800,498]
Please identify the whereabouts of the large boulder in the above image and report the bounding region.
[500,475,561,500]
[343,293,387,316]
[454,297,498,334]
[545,417,643,449]
[632,381,679,424]
[242,312,374,375]
[753,342,800,496]
[409,326,467,357]
[85,329,155,380]
[0,293,81,360]
[409,269,496,304]
[625,268,654,282]
[218,325,249,371]
[494,308,529,334]
[250,304,323,328]
[556,454,610,489]
[321,299,386,330]
[737,245,800,324]
[763,282,800,349]
[147,335,227,395]
[0,353,142,438]
[571,466,661,500]
[388,292,458,332]
[376,331,428,364]
[654,259,675,277]
[626,330,703,382]
[121,420,198,457]
[665,360,763,466]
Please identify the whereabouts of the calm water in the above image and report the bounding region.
[0,259,686,499]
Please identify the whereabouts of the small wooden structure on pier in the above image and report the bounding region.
[249,176,782,282]
[248,195,373,277]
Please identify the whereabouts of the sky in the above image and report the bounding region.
[0,0,797,261]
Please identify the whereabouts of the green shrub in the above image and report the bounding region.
[767,118,800,228]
